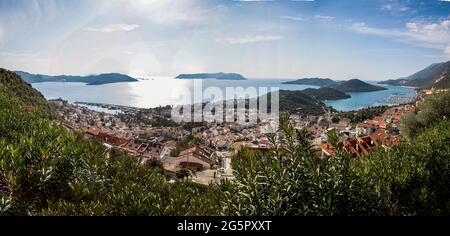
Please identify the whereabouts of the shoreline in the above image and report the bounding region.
[71,90,418,116]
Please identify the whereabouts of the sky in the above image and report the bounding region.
[0,0,449,80]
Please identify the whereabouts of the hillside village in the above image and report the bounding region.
[47,90,426,185]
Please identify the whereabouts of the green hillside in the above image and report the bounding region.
[282,78,337,86]
[0,68,50,111]
[259,90,333,115]
[302,87,351,100]
[329,79,387,92]
[0,68,450,216]
[380,61,450,89]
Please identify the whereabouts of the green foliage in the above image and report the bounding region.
[170,140,192,157]
[0,68,51,114]
[227,114,450,216]
[0,68,449,216]
[401,91,450,139]
[0,93,224,216]
[260,90,334,115]
[334,105,390,124]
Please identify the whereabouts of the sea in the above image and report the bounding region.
[31,77,417,113]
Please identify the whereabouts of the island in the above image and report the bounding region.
[328,79,387,93]
[258,90,334,115]
[15,71,138,85]
[175,73,247,80]
[282,78,337,87]
[302,87,351,100]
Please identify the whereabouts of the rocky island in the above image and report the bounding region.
[15,71,138,85]
[282,78,337,87]
[329,79,387,93]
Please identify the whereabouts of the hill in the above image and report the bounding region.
[0,68,50,110]
[15,71,138,85]
[302,87,351,100]
[1,66,450,216]
[259,90,333,115]
[282,78,337,86]
[175,73,247,80]
[329,79,387,93]
[379,61,450,89]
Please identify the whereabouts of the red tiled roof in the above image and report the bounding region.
[374,116,383,122]
[339,117,351,123]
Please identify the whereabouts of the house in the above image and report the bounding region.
[21,104,33,111]
[124,139,145,152]
[342,139,360,158]
[321,143,334,158]
[373,116,384,122]
[322,135,382,158]
[370,128,401,146]
[356,136,377,156]
[356,123,375,136]
[98,133,129,147]
[317,116,330,127]
[143,142,164,158]
[85,125,105,137]
[339,117,351,126]
[175,146,216,170]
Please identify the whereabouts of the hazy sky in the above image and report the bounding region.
[0,0,449,80]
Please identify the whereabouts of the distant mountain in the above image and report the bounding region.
[379,61,450,89]
[328,79,387,93]
[302,87,351,100]
[282,78,337,86]
[15,71,138,85]
[175,73,247,80]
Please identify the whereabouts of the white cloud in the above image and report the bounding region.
[220,35,283,44]
[279,16,308,21]
[86,24,140,33]
[0,52,49,72]
[381,0,410,13]
[121,0,208,26]
[280,14,334,22]
[350,18,450,57]
[314,15,335,21]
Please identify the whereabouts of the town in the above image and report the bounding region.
[48,95,419,185]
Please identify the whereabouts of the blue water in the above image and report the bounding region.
[31,78,416,112]
[324,85,416,111]
[31,78,318,108]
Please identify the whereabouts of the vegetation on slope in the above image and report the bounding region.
[302,87,351,101]
[0,69,449,216]
[227,114,450,216]
[332,105,390,124]
[0,92,226,216]
[401,91,450,139]
[282,78,337,86]
[380,61,450,89]
[0,68,51,113]
[260,90,334,115]
[328,79,387,93]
